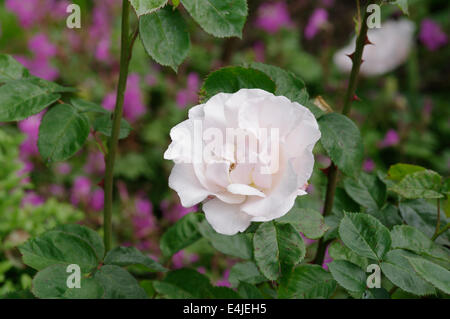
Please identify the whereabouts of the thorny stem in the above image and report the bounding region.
[314,4,372,265]
[103,0,132,253]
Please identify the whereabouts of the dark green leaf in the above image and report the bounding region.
[140,7,190,71]
[237,282,264,299]
[198,220,253,259]
[201,66,276,101]
[366,204,402,230]
[181,0,248,38]
[210,287,241,299]
[387,163,426,182]
[160,213,203,257]
[38,104,90,162]
[344,173,386,210]
[380,249,435,296]
[71,98,109,114]
[318,113,364,177]
[0,54,29,82]
[407,256,450,294]
[338,213,391,261]
[129,0,168,16]
[93,114,132,140]
[104,246,167,272]
[389,170,444,199]
[94,265,147,299]
[250,62,309,104]
[32,264,104,299]
[253,222,305,280]
[0,80,60,122]
[153,268,213,298]
[328,260,367,293]
[362,288,390,299]
[277,207,328,239]
[278,264,336,299]
[229,261,266,288]
[328,241,368,269]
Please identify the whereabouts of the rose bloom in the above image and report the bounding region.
[334,19,415,76]
[164,89,320,235]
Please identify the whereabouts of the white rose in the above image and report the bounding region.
[333,19,415,76]
[164,89,321,235]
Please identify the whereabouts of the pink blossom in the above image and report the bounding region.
[253,41,265,62]
[89,188,104,212]
[55,163,72,175]
[133,197,157,238]
[71,176,92,206]
[28,34,57,59]
[305,8,328,40]
[84,151,105,175]
[419,19,448,51]
[172,251,185,269]
[22,192,44,207]
[378,129,400,148]
[363,158,375,172]
[322,246,332,270]
[176,73,200,109]
[18,112,43,158]
[216,269,231,288]
[5,0,44,28]
[255,2,293,34]
[162,202,198,223]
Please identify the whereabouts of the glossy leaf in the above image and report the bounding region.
[181,0,248,38]
[338,213,391,261]
[140,7,190,71]
[38,104,90,163]
[318,113,364,177]
[201,66,276,101]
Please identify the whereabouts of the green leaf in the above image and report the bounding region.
[210,287,242,299]
[407,257,450,294]
[328,260,367,293]
[94,265,147,299]
[389,170,444,199]
[237,282,264,299]
[253,222,305,280]
[343,173,387,210]
[153,269,214,298]
[389,0,409,15]
[201,66,276,101]
[318,113,364,177]
[278,264,336,299]
[362,288,390,299]
[23,77,76,93]
[387,163,425,182]
[93,114,132,140]
[104,246,167,272]
[19,231,99,273]
[129,0,168,16]
[0,54,29,82]
[140,6,190,71]
[338,213,391,261]
[0,80,60,122]
[277,207,328,239]
[228,261,266,288]
[380,249,435,296]
[399,199,450,246]
[181,0,248,38]
[32,264,104,299]
[366,203,403,230]
[160,213,203,257]
[198,220,253,259]
[53,224,105,261]
[391,225,449,261]
[71,98,109,114]
[328,241,368,269]
[250,62,309,104]
[38,104,90,163]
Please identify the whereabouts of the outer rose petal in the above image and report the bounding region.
[203,198,252,235]
[168,164,210,207]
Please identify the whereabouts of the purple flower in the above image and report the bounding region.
[133,197,157,238]
[71,176,92,206]
[28,34,57,59]
[84,151,105,175]
[5,0,43,28]
[322,246,333,270]
[18,112,43,158]
[378,129,400,148]
[22,191,44,207]
[253,41,265,62]
[55,163,72,175]
[89,188,104,212]
[255,2,293,34]
[216,269,231,288]
[15,55,59,81]
[172,251,185,269]
[162,202,198,223]
[305,8,328,40]
[176,73,200,109]
[419,19,448,51]
[363,158,375,172]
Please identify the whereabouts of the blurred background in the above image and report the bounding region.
[0,0,449,296]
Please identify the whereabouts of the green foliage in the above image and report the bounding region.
[339,213,391,261]
[139,7,190,71]
[160,213,203,257]
[104,246,167,272]
[38,104,90,163]
[93,114,132,139]
[328,241,368,269]
[129,0,168,16]
[229,261,266,288]
[407,257,450,294]
[276,207,328,239]
[387,163,426,182]
[0,53,29,81]
[318,113,364,177]
[201,66,276,101]
[181,0,248,38]
[253,222,305,280]
[153,268,215,298]
[343,173,387,211]
[389,170,444,199]
[94,265,148,299]
[328,260,367,293]
[278,265,336,299]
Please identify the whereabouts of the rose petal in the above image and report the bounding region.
[203,198,252,235]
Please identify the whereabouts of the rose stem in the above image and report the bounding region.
[103,0,135,253]
[314,3,372,265]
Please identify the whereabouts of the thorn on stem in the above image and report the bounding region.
[364,36,374,46]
